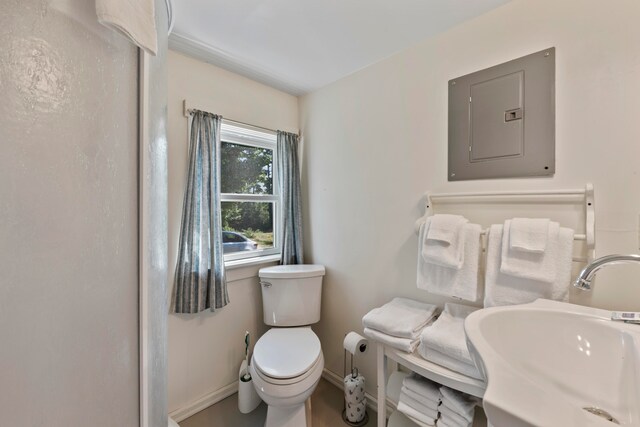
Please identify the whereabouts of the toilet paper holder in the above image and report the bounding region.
[342,349,369,426]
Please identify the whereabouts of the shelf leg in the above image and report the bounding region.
[377,343,387,427]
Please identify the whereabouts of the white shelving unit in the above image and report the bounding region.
[377,184,596,427]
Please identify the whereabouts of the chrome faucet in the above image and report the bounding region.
[573,254,640,291]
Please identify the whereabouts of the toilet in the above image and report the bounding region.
[250,264,326,427]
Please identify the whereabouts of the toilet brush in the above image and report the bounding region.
[242,331,251,381]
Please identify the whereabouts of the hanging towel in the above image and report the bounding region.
[362,298,438,339]
[96,0,158,55]
[422,215,468,269]
[363,328,418,353]
[509,218,550,253]
[485,224,574,307]
[403,373,442,403]
[500,220,561,283]
[397,401,437,426]
[417,346,483,380]
[401,386,440,409]
[398,390,439,419]
[438,417,470,427]
[419,303,479,364]
[417,222,483,302]
[440,387,477,423]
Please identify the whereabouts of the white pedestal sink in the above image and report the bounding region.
[464,299,640,426]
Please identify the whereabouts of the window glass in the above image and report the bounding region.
[221,142,273,195]
[221,201,274,254]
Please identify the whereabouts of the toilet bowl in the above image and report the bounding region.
[250,327,324,427]
[253,265,326,427]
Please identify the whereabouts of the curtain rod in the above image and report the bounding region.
[182,100,299,136]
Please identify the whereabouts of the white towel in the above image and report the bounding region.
[397,401,436,426]
[419,303,479,365]
[500,220,561,283]
[417,346,483,380]
[401,386,440,409]
[96,0,158,55]
[398,391,439,419]
[403,373,442,403]
[362,298,438,339]
[440,387,477,423]
[438,418,469,427]
[423,215,468,269]
[440,405,472,427]
[509,218,550,253]
[485,224,574,307]
[417,222,483,302]
[363,328,418,353]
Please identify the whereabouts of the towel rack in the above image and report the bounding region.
[414,184,595,263]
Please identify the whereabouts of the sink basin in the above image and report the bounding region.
[465,299,640,426]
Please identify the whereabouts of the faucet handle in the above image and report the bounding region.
[611,311,640,324]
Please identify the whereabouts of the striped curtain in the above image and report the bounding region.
[171,111,229,313]
[277,131,304,265]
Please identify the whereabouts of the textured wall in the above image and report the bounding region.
[300,0,640,401]
[0,0,139,425]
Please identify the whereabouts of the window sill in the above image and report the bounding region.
[224,254,281,271]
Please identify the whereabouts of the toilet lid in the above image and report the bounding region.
[253,327,321,379]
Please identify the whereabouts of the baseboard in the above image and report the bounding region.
[169,381,239,423]
[322,368,394,416]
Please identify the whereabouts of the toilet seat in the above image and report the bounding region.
[253,327,321,381]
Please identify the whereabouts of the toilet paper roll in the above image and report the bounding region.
[343,332,368,355]
[345,399,367,423]
[344,374,366,404]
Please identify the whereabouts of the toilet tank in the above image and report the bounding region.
[258,265,325,327]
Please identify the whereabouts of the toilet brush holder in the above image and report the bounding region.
[238,359,262,414]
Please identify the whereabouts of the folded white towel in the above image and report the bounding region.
[426,214,468,245]
[96,0,158,55]
[362,298,438,339]
[509,218,550,253]
[422,215,468,269]
[417,223,483,301]
[403,373,442,403]
[485,224,574,307]
[401,386,440,408]
[363,328,418,353]
[500,220,561,283]
[440,404,472,427]
[399,391,439,419]
[438,417,469,427]
[419,303,479,365]
[397,401,436,426]
[417,346,483,380]
[440,387,477,423]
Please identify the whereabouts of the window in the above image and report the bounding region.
[220,121,280,261]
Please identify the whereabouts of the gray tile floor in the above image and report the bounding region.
[179,379,375,427]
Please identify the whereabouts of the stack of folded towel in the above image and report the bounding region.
[484,218,574,307]
[418,303,482,380]
[397,373,442,427]
[417,214,483,302]
[362,298,438,353]
[438,386,477,427]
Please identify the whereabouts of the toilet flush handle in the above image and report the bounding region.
[260,281,272,288]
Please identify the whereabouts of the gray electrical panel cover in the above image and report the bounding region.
[448,48,555,181]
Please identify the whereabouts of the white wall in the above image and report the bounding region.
[300,0,640,399]
[167,50,299,414]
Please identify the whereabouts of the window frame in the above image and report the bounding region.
[219,120,281,263]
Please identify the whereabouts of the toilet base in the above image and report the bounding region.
[264,399,310,427]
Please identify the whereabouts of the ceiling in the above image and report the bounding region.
[169,0,513,95]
